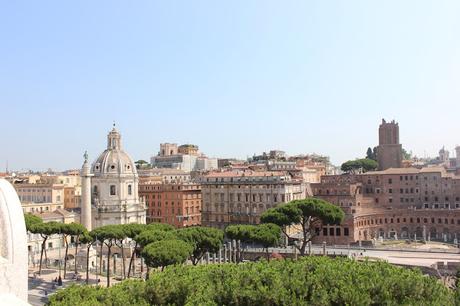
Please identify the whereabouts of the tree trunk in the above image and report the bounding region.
[74,235,79,274]
[127,243,137,278]
[106,244,111,287]
[132,251,136,277]
[192,256,199,266]
[140,257,144,274]
[99,243,103,280]
[299,242,306,256]
[145,266,150,280]
[265,248,270,261]
[64,236,69,278]
[120,241,126,279]
[299,219,309,256]
[39,237,47,275]
[85,245,90,284]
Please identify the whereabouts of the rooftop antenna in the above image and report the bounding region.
[5,160,8,174]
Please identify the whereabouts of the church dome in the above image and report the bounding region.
[91,127,137,177]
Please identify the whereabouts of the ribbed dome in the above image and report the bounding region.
[91,127,137,177]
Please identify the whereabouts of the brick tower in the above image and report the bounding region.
[377,119,402,170]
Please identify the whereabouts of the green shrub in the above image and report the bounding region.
[48,257,455,306]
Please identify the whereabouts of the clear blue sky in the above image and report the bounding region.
[1,1,460,171]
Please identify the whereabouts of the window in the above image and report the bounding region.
[128,185,132,195]
[336,228,341,236]
[323,228,328,236]
[110,185,116,196]
[344,228,349,236]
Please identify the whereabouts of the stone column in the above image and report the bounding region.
[81,156,93,231]
[237,240,241,262]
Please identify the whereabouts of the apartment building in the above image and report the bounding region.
[139,181,202,227]
[200,170,307,229]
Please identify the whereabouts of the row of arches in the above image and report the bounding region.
[358,226,459,242]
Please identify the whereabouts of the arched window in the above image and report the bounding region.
[128,184,132,196]
[110,185,116,196]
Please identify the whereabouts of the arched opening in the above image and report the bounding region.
[401,227,409,239]
[388,229,397,239]
[442,228,450,242]
[378,228,385,239]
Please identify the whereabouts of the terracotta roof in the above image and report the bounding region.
[364,168,421,175]
[204,170,288,178]
[364,166,458,178]
[54,208,73,216]
[34,212,62,221]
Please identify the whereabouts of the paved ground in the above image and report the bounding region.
[321,247,460,267]
[27,267,126,306]
[249,245,460,267]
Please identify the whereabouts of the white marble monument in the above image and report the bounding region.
[0,179,29,305]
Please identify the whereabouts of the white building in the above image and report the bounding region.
[151,143,218,172]
[81,126,146,230]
